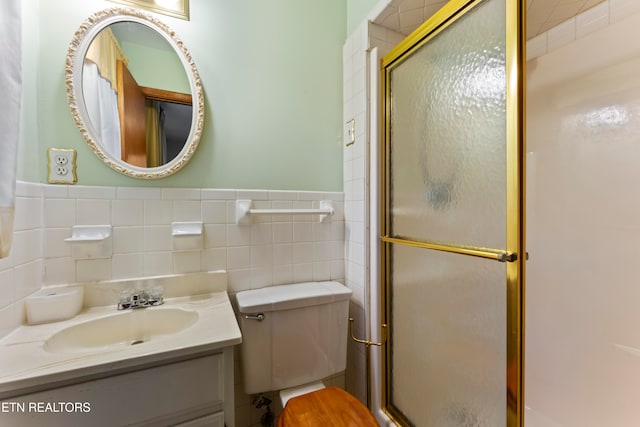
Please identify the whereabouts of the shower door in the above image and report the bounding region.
[380,0,525,426]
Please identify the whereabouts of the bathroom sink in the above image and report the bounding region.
[43,308,198,353]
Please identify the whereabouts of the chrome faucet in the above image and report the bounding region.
[117,287,164,310]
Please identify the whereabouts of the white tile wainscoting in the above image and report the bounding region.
[0,182,345,339]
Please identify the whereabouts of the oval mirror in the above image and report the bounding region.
[66,8,204,179]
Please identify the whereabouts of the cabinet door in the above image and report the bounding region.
[176,411,224,427]
[1,354,224,427]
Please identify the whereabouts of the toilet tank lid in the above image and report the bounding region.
[236,281,352,313]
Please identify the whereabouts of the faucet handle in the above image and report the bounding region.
[148,286,164,306]
[117,287,163,310]
[117,290,132,310]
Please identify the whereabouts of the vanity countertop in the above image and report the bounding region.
[0,291,242,399]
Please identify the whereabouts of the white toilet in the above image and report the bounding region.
[236,281,378,426]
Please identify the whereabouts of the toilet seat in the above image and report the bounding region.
[277,386,378,426]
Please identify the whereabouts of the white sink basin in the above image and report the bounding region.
[44,308,198,353]
[0,272,243,398]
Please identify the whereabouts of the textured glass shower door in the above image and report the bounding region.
[380,0,525,426]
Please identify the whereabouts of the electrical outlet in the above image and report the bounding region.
[55,155,68,166]
[47,148,77,184]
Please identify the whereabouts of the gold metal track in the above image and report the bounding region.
[383,0,482,69]
[505,0,527,423]
[378,0,526,425]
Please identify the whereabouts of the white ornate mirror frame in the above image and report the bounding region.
[65,7,204,179]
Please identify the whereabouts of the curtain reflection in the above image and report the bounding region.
[82,62,121,158]
[145,100,166,167]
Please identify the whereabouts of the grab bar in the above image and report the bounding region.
[236,199,335,224]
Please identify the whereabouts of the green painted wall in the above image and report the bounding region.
[117,29,191,94]
[19,0,346,191]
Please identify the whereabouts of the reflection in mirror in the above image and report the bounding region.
[83,22,192,167]
[66,8,204,179]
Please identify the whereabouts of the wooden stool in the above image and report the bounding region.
[277,386,379,427]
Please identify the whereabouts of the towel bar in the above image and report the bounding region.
[236,199,335,224]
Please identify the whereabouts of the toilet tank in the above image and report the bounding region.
[236,281,352,395]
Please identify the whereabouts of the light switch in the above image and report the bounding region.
[345,118,355,147]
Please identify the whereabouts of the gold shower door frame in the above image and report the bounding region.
[379,0,525,425]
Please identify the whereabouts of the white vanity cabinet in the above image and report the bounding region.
[0,348,234,427]
[0,274,242,426]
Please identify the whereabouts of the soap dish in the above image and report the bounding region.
[64,225,112,259]
[171,221,203,250]
[25,287,84,325]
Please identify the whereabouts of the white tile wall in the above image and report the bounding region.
[527,32,548,61]
[1,183,345,427]
[575,1,609,38]
[0,182,345,337]
[342,19,408,407]
[343,21,370,406]
[0,182,43,335]
[371,0,448,35]
[527,0,640,61]
[342,16,408,406]
[368,22,406,57]
[547,17,576,51]
[0,182,346,427]
[610,0,640,23]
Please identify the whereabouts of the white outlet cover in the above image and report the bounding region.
[47,148,77,184]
